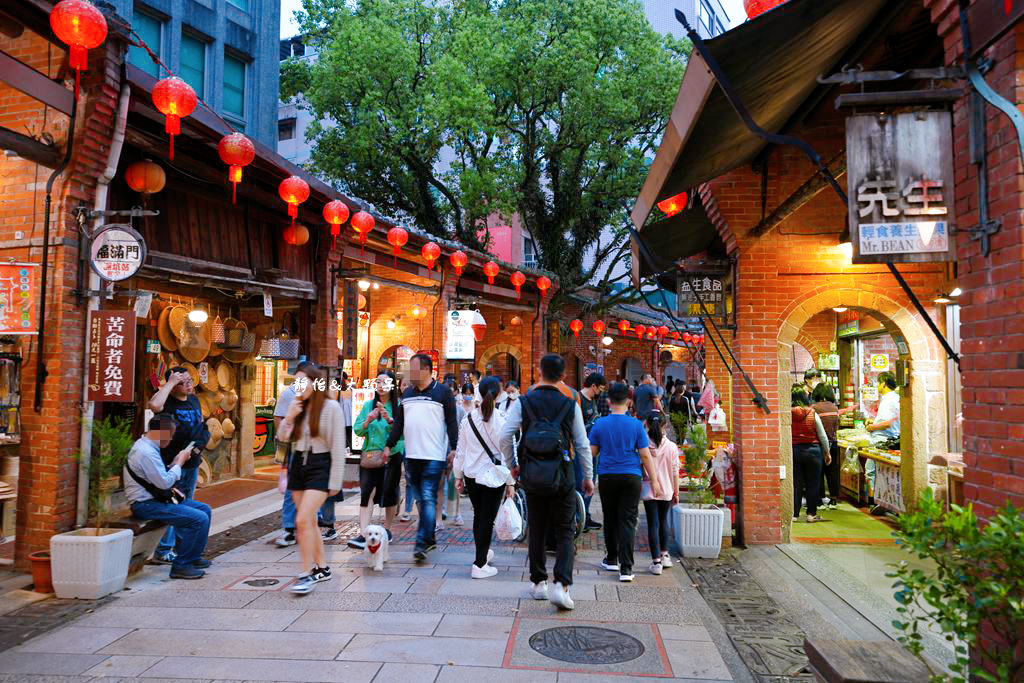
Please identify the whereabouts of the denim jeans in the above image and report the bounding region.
[156,465,200,556]
[404,459,415,514]
[280,455,342,531]
[405,458,446,549]
[643,499,671,559]
[134,498,211,568]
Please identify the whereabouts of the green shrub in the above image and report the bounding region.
[80,415,135,529]
[681,424,715,507]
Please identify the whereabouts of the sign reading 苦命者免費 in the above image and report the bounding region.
[446,310,475,361]
[90,224,146,282]
[87,311,136,402]
[846,111,956,264]
[0,263,38,334]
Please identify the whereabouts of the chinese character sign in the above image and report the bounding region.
[677,273,728,318]
[87,311,136,402]
[90,225,146,282]
[445,310,475,361]
[846,111,956,263]
[0,263,38,334]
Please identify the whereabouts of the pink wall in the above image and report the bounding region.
[479,213,524,263]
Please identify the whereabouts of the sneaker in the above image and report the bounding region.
[192,558,212,569]
[347,535,366,549]
[807,514,822,523]
[151,551,177,565]
[471,563,498,579]
[649,561,663,576]
[661,552,673,568]
[821,496,830,506]
[441,512,448,521]
[288,574,317,595]
[321,527,339,542]
[584,517,602,531]
[387,529,394,542]
[454,513,465,527]
[169,565,204,580]
[414,547,429,563]
[399,512,411,522]
[619,573,635,582]
[549,582,575,610]
[435,521,445,533]
[310,566,332,582]
[275,532,297,547]
[487,549,495,564]
[531,581,549,600]
[424,540,438,553]
[827,503,838,510]
[600,558,620,572]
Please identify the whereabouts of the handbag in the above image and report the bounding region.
[361,450,388,469]
[467,414,510,488]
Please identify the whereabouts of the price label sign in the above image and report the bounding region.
[870,354,890,371]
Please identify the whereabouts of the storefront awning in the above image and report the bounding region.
[631,0,896,232]
[636,203,724,288]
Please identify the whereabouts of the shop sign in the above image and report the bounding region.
[870,354,890,371]
[818,353,840,371]
[341,281,359,359]
[87,310,136,402]
[837,310,860,337]
[350,387,375,451]
[90,224,146,282]
[134,292,153,318]
[874,460,905,513]
[146,339,160,354]
[263,292,273,317]
[0,263,38,334]
[445,310,475,361]
[861,385,879,401]
[583,362,604,379]
[677,274,726,317]
[846,111,956,264]
[968,0,1024,58]
[547,321,561,354]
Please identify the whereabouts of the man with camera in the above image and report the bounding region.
[125,414,213,579]
[148,367,211,564]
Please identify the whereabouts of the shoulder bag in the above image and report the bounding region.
[467,414,510,488]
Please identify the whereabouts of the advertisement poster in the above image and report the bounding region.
[87,310,136,402]
[0,263,37,334]
[874,460,905,513]
[870,354,890,371]
[350,387,375,451]
[445,310,475,361]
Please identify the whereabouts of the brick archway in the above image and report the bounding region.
[476,343,525,376]
[776,287,945,540]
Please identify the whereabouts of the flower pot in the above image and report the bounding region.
[49,528,133,599]
[28,550,53,594]
[672,504,724,559]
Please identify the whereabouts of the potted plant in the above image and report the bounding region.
[672,424,724,559]
[50,416,135,599]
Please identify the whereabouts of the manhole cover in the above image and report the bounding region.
[243,578,279,587]
[528,626,645,664]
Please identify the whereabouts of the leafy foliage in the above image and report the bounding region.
[681,423,714,507]
[282,0,689,308]
[888,489,1024,682]
[80,416,135,530]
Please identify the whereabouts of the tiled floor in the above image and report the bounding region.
[1,495,743,682]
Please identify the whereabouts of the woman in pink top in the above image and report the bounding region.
[642,412,680,575]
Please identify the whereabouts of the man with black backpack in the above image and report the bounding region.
[499,354,593,611]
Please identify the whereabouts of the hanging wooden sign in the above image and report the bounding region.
[87,310,136,402]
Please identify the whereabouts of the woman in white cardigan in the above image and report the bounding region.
[279,365,347,595]
[454,376,516,579]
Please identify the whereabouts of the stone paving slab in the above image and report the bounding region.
[337,633,508,667]
[438,577,596,601]
[0,653,109,676]
[663,639,733,680]
[344,576,415,593]
[517,597,701,624]
[616,585,689,605]
[373,662,440,682]
[433,614,516,639]
[435,665,557,682]
[115,589,260,609]
[139,656,381,682]
[97,628,354,660]
[14,626,134,654]
[74,606,304,631]
[377,594,521,616]
[287,610,442,635]
[246,590,388,612]
[81,654,164,678]
[658,623,714,642]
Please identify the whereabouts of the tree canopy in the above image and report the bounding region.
[282,0,689,309]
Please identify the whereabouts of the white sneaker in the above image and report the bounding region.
[807,514,822,523]
[600,558,620,571]
[660,552,673,568]
[454,513,465,526]
[487,549,494,564]
[531,581,548,600]
[471,564,498,579]
[649,561,663,576]
[619,573,635,582]
[549,582,575,610]
[399,512,411,522]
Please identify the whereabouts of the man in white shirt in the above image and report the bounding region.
[867,372,901,441]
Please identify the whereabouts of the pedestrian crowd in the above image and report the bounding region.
[125,351,691,610]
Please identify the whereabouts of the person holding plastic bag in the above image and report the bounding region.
[641,412,679,575]
[454,376,516,579]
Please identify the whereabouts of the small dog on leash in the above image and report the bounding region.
[363,524,390,571]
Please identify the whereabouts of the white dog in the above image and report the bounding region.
[363,524,390,571]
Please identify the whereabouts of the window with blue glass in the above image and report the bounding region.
[226,0,248,10]
[180,33,206,98]
[223,54,246,122]
[128,10,162,77]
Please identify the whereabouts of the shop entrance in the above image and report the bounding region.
[621,357,643,385]
[378,345,415,386]
[477,344,525,386]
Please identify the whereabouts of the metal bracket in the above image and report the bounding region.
[818,65,965,85]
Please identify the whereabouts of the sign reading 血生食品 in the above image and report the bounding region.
[846,111,956,264]
[87,310,136,402]
[675,258,733,322]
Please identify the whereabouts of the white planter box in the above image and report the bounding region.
[50,528,133,599]
[672,505,724,559]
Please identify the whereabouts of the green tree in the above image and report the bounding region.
[282,0,688,309]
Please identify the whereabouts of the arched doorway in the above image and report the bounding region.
[378,345,415,385]
[477,343,525,385]
[621,357,643,386]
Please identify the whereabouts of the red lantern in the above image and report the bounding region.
[683,332,692,343]
[593,320,606,335]
[151,77,198,161]
[283,224,309,246]
[671,331,680,341]
[351,211,375,254]
[656,191,689,217]
[422,241,441,270]
[278,175,310,227]
[744,0,787,19]
[510,271,526,298]
[323,200,350,250]
[124,159,165,196]
[635,325,646,338]
[217,133,255,204]
[647,331,656,340]
[50,0,107,98]
[449,250,468,276]
[618,320,630,333]
[536,275,552,295]
[387,227,408,266]
[483,261,500,285]
[657,325,670,339]
[569,319,583,338]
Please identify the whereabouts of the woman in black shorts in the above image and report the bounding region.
[279,365,347,595]
[348,370,404,549]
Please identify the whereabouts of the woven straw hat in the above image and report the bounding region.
[205,417,224,450]
[158,307,178,351]
[178,318,211,363]
[220,389,238,412]
[168,306,188,340]
[221,417,235,439]
[216,362,234,389]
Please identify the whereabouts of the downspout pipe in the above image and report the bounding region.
[76,74,131,526]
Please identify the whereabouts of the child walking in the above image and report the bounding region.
[642,412,679,575]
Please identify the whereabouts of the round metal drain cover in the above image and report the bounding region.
[243,578,279,587]
[529,626,644,664]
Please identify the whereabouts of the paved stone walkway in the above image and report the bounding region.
[0,493,748,682]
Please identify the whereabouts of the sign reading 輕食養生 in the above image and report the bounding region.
[846,111,956,264]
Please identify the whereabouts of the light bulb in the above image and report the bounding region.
[934,295,951,304]
[357,279,371,291]
[188,309,208,323]
[372,282,380,290]
[602,336,613,346]
[411,305,423,318]
[949,287,962,297]
[832,307,847,313]
[386,319,396,330]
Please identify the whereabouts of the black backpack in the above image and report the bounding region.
[518,393,575,495]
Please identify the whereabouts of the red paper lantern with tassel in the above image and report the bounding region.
[421,242,441,269]
[510,271,526,298]
[683,332,692,343]
[351,211,375,254]
[635,325,646,338]
[593,320,606,335]
[569,319,583,338]
[536,275,551,295]
[449,250,468,276]
[657,325,669,339]
[744,0,786,19]
[283,224,309,246]
[483,261,500,285]
[151,77,198,161]
[217,133,255,204]
[323,200,350,250]
[50,0,107,98]
[618,320,630,333]
[386,227,408,266]
[278,176,310,227]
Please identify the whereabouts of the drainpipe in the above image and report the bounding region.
[76,76,131,526]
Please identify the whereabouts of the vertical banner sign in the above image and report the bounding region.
[263,292,273,317]
[846,111,956,263]
[445,310,475,361]
[675,258,734,324]
[0,263,38,334]
[87,311,137,402]
[342,281,359,360]
[350,387,375,451]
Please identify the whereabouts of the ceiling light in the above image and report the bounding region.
[372,282,380,290]
[602,336,613,346]
[832,306,847,313]
[949,287,962,297]
[934,295,951,305]
[386,319,396,330]
[187,308,208,323]
[357,279,371,291]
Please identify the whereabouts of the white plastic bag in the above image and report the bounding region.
[495,496,523,541]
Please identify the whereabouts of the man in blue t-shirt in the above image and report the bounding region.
[633,374,661,418]
[588,382,661,582]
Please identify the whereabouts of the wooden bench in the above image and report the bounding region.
[109,517,167,575]
[805,639,933,683]
[0,482,15,543]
